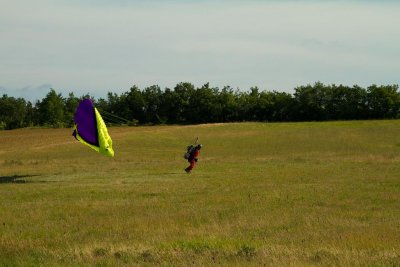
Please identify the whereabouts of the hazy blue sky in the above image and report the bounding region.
[1,0,399,101]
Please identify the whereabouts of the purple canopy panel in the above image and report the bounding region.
[74,99,99,146]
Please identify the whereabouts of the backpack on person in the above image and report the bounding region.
[184,145,195,159]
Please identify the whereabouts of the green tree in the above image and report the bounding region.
[159,88,178,123]
[218,86,239,122]
[23,101,36,127]
[37,89,65,127]
[270,91,294,121]
[142,85,163,123]
[64,92,79,127]
[293,82,329,121]
[367,84,400,119]
[124,86,146,123]
[173,82,195,123]
[324,84,368,120]
[0,95,28,129]
[187,83,219,123]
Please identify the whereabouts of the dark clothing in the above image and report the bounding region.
[185,148,200,173]
[188,149,199,162]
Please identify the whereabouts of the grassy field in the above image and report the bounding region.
[0,121,399,266]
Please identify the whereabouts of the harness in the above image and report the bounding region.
[184,145,195,159]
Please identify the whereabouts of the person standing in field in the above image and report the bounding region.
[185,144,202,173]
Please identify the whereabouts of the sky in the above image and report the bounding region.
[1,0,399,101]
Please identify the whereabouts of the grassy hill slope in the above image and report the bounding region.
[0,121,399,266]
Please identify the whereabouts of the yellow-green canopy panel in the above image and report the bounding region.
[72,99,114,157]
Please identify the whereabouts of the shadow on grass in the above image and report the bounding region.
[0,175,42,184]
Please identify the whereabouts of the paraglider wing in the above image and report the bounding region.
[73,99,114,157]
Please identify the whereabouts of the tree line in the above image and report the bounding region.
[1,82,399,130]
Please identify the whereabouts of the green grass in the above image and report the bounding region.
[0,121,399,266]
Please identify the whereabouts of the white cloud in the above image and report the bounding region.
[0,0,399,100]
